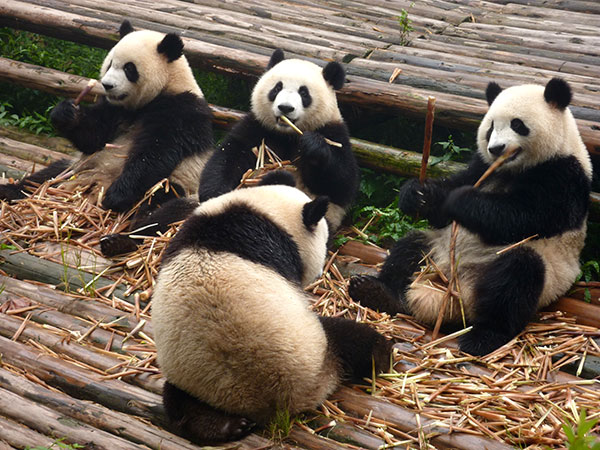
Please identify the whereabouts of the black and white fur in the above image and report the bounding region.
[349,78,592,356]
[152,172,391,444]
[197,49,359,231]
[0,21,213,232]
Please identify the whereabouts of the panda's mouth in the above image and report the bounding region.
[107,93,128,102]
[505,147,522,162]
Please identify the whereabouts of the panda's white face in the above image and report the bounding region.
[100,30,202,110]
[251,59,342,133]
[477,83,589,174]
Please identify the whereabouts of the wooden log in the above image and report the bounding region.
[334,386,512,450]
[0,250,136,303]
[0,385,149,450]
[306,415,385,449]
[0,134,73,166]
[0,275,145,335]
[0,153,41,176]
[0,368,201,450]
[0,125,76,156]
[0,334,165,423]
[0,312,163,394]
[0,416,57,450]
[1,1,598,153]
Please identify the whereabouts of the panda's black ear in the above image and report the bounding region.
[544,78,571,110]
[158,33,184,62]
[486,82,502,106]
[268,49,285,69]
[119,20,134,39]
[302,196,329,231]
[258,171,295,187]
[323,62,345,90]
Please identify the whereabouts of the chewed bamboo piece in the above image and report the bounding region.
[74,79,98,106]
[431,145,522,340]
[279,115,343,147]
[419,96,436,185]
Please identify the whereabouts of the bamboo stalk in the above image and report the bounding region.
[279,115,343,147]
[419,96,436,185]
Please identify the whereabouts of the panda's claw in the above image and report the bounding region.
[219,416,256,441]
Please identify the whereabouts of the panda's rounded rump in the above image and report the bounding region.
[152,248,337,421]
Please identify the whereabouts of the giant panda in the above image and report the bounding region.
[152,171,391,444]
[349,78,592,356]
[197,49,359,232]
[0,20,213,223]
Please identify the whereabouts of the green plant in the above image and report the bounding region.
[266,407,294,441]
[576,260,600,302]
[397,4,414,46]
[0,101,55,135]
[430,135,473,165]
[563,409,600,450]
[26,437,84,450]
[350,203,428,247]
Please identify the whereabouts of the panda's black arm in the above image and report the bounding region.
[398,154,488,228]
[198,114,265,202]
[444,155,590,244]
[50,98,127,154]
[103,93,214,212]
[296,121,359,207]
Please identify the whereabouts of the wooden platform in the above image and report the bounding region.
[1,0,600,154]
[1,1,600,449]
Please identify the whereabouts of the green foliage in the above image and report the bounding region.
[397,4,414,46]
[563,409,600,450]
[267,408,294,441]
[351,203,428,247]
[0,101,55,135]
[26,438,84,450]
[576,260,600,302]
[194,70,251,111]
[356,167,406,208]
[430,135,473,165]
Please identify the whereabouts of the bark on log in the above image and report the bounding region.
[0,368,201,450]
[0,250,137,303]
[0,416,58,450]
[0,334,165,423]
[334,386,512,450]
[1,1,598,153]
[0,385,149,450]
[0,134,73,167]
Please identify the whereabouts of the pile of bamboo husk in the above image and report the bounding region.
[308,249,600,448]
[0,175,178,301]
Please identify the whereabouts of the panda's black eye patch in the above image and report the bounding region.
[123,62,139,83]
[485,121,493,142]
[510,118,529,136]
[268,81,283,102]
[298,85,312,108]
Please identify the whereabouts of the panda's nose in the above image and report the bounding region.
[102,82,114,91]
[488,144,505,156]
[278,104,295,114]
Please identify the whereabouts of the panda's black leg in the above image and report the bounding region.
[100,195,198,257]
[318,316,392,380]
[0,159,71,201]
[163,381,255,444]
[349,231,430,315]
[459,247,545,356]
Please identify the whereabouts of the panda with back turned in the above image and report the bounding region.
[349,78,592,356]
[198,49,359,231]
[152,171,391,444]
[0,20,213,222]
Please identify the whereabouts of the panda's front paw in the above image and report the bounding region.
[50,100,81,132]
[102,184,135,212]
[397,178,426,216]
[299,131,331,166]
[443,185,476,217]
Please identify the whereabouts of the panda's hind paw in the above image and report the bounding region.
[220,416,256,441]
[100,233,139,257]
[458,328,513,356]
[349,275,403,315]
